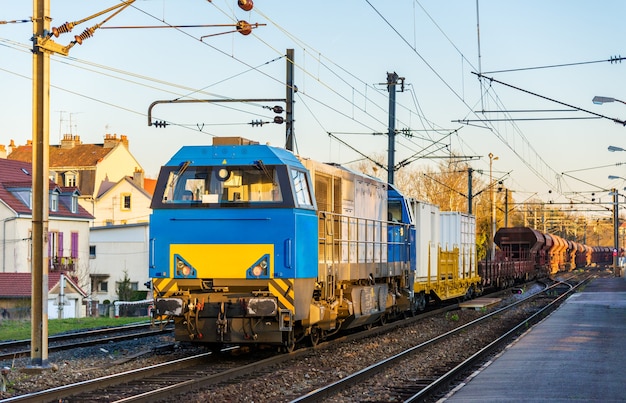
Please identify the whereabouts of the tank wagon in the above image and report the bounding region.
[148,137,481,351]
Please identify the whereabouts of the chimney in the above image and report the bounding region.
[120,135,129,148]
[0,144,6,159]
[103,133,119,149]
[60,133,80,149]
[8,139,16,154]
[132,167,144,188]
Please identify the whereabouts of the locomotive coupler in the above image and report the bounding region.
[185,298,203,340]
[216,301,228,342]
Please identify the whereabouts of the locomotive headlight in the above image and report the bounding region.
[176,259,191,277]
[218,168,230,180]
[252,260,267,277]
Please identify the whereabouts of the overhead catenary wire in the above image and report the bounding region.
[0,1,607,207]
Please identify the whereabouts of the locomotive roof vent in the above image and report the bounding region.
[212,136,259,146]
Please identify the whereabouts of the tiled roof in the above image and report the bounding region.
[143,178,156,196]
[0,159,94,219]
[0,271,86,298]
[7,143,112,168]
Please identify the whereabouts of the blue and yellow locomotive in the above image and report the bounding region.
[149,137,480,351]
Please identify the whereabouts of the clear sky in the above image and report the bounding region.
[2,1,626,220]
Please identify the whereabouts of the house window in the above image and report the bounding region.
[89,245,96,258]
[48,231,61,269]
[50,193,58,212]
[71,232,78,260]
[121,193,131,210]
[65,172,77,187]
[99,281,108,292]
[71,195,78,213]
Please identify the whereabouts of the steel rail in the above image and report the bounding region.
[289,279,569,402]
[0,325,171,361]
[404,276,592,402]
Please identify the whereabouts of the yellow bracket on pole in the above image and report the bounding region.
[34,36,69,56]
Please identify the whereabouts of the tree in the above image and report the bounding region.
[116,270,133,316]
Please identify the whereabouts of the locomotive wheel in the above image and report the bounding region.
[408,298,419,316]
[284,340,296,353]
[464,287,474,301]
[283,330,296,353]
[417,292,427,311]
[309,327,321,347]
[379,313,387,326]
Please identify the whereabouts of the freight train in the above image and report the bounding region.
[148,137,481,351]
[478,227,613,289]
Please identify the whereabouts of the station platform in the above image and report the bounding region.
[443,276,626,402]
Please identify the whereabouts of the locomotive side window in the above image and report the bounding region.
[291,169,313,208]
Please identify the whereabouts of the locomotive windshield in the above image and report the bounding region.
[160,163,283,204]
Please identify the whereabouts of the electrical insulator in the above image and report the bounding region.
[273,116,284,124]
[153,120,168,128]
[236,20,252,35]
[51,21,75,38]
[238,0,253,11]
[251,120,264,127]
[272,105,284,114]
[74,26,96,45]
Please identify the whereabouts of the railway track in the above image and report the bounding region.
[0,280,552,402]
[0,322,172,362]
[290,275,591,402]
[1,296,475,402]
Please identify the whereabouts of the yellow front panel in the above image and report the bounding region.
[171,244,274,278]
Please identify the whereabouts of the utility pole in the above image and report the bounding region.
[467,167,473,214]
[285,48,295,151]
[386,72,404,185]
[613,188,619,275]
[504,188,509,227]
[29,0,136,370]
[30,0,51,370]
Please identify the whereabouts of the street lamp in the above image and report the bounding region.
[593,96,626,105]
[489,152,499,260]
[608,145,626,152]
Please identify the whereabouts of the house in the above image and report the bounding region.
[0,272,88,319]
[92,172,153,226]
[88,222,150,311]
[5,135,155,312]
[6,134,153,227]
[0,158,94,317]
